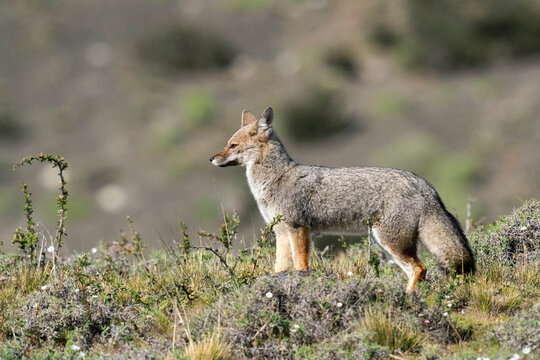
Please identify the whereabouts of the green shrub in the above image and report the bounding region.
[181,88,216,129]
[369,90,412,118]
[469,199,540,267]
[146,117,183,152]
[324,46,359,78]
[190,269,458,358]
[138,24,236,73]
[369,22,400,49]
[370,0,540,70]
[226,0,273,12]
[280,87,354,142]
[0,112,24,142]
[12,154,69,259]
[496,302,540,353]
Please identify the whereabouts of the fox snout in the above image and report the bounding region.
[209,152,239,167]
[209,154,222,166]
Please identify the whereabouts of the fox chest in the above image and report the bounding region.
[246,173,294,223]
[247,177,274,221]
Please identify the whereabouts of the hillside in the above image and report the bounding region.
[0,199,539,358]
[1,0,539,252]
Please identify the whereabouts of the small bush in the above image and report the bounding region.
[181,88,216,129]
[370,22,400,49]
[5,279,125,349]
[0,112,24,142]
[324,47,359,78]
[226,0,273,12]
[369,90,412,118]
[370,0,540,70]
[469,199,540,267]
[190,269,457,358]
[280,87,354,142]
[496,302,540,353]
[138,24,236,73]
[146,116,183,152]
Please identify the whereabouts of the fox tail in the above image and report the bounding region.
[419,200,475,274]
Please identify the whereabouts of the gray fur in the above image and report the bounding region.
[212,108,475,275]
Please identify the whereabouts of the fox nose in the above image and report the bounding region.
[209,155,215,162]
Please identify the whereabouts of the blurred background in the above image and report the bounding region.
[1,0,539,252]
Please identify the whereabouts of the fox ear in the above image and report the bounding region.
[258,107,274,131]
[241,110,257,127]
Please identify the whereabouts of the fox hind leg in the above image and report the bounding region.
[408,256,427,292]
[371,228,426,293]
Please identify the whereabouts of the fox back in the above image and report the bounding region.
[211,107,475,292]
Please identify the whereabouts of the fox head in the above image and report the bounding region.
[210,107,274,167]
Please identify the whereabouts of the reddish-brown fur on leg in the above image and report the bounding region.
[290,227,310,271]
[406,256,427,293]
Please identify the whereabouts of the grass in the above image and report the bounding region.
[1,156,539,358]
[362,305,425,354]
[184,325,233,360]
[0,204,539,358]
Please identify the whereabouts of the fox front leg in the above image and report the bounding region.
[274,224,293,272]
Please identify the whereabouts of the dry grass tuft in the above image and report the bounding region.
[184,326,233,360]
[453,263,528,315]
[362,305,425,354]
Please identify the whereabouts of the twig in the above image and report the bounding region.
[191,246,235,277]
[465,196,476,233]
[252,319,270,341]
[13,154,69,261]
[447,317,463,343]
[221,205,231,253]
[36,222,45,272]
[366,225,372,278]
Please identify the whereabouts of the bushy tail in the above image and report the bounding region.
[419,203,476,274]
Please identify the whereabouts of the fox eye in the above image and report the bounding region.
[229,143,238,149]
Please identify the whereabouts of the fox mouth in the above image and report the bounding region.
[210,156,240,167]
[218,159,239,167]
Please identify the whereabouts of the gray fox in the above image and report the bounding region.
[210,107,475,292]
